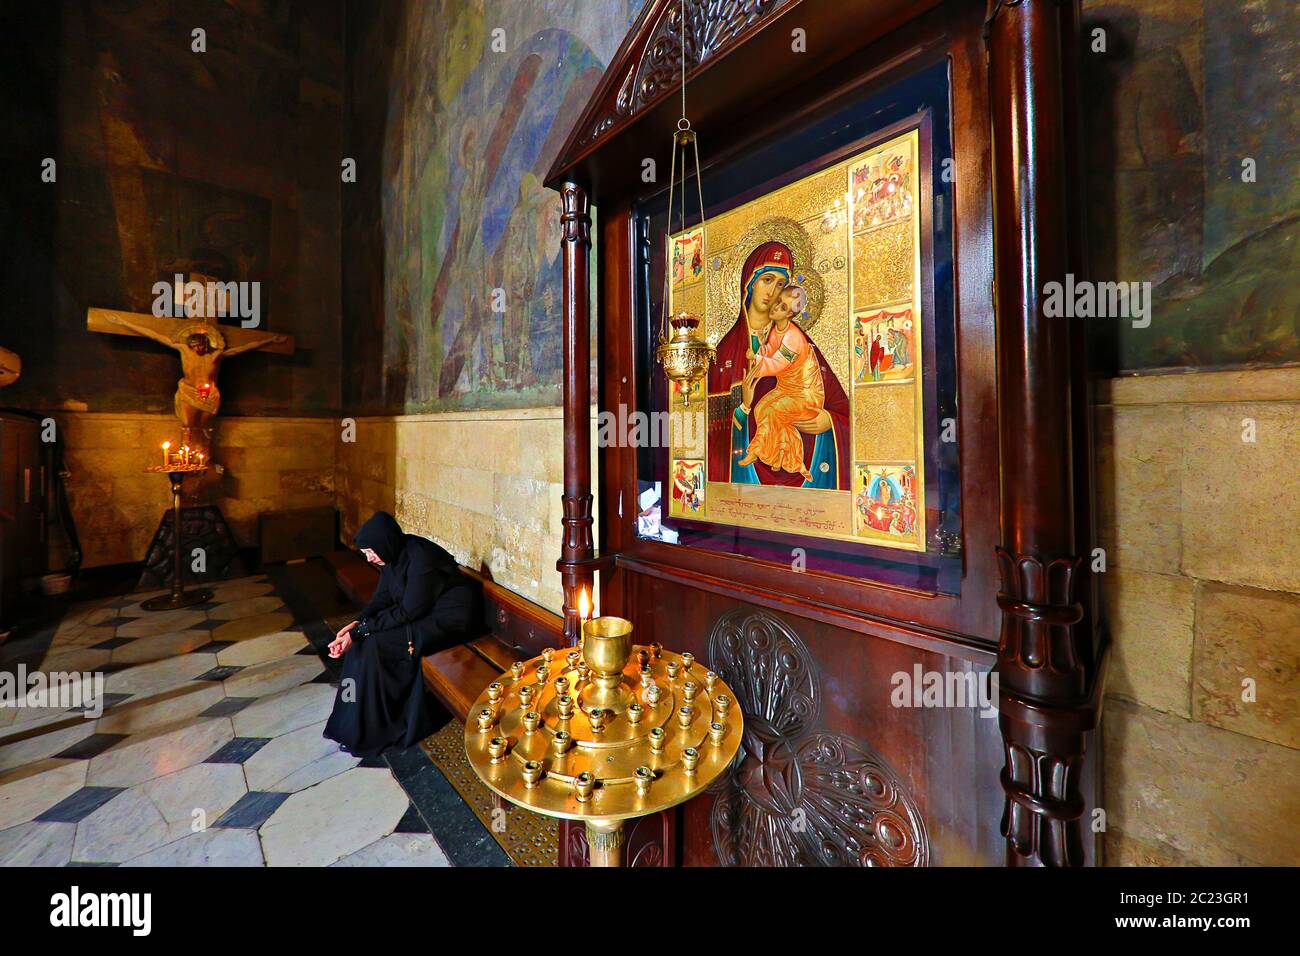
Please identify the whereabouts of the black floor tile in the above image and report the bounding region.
[98,617,137,628]
[213,791,290,829]
[35,786,126,823]
[191,619,226,632]
[394,802,429,834]
[384,745,509,867]
[193,640,236,654]
[204,737,271,764]
[89,637,135,650]
[194,665,244,682]
[52,733,129,760]
[199,696,257,718]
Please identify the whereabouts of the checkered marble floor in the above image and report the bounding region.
[0,575,450,867]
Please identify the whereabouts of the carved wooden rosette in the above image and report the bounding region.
[988,0,1102,867]
[557,182,596,647]
[707,610,928,866]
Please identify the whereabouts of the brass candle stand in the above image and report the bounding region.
[464,616,743,866]
[140,464,213,611]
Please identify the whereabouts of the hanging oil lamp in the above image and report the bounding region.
[654,7,713,405]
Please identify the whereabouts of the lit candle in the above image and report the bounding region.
[161,441,171,468]
[181,445,189,466]
[578,586,591,627]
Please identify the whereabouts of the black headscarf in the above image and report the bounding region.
[354,511,406,565]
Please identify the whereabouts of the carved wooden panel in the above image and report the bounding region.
[583,0,794,146]
[706,609,929,866]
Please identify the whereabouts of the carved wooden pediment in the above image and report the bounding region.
[547,0,798,180]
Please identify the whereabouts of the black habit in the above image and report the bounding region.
[323,511,480,757]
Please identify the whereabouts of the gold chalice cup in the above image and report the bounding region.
[581,616,634,714]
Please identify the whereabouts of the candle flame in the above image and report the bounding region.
[578,586,590,622]
[162,441,171,450]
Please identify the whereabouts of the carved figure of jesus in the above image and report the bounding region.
[99,311,287,450]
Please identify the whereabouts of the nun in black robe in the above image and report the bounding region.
[323,511,480,757]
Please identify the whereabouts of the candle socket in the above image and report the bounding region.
[677,705,694,729]
[488,736,508,763]
[709,721,726,745]
[521,760,543,788]
[634,766,654,796]
[682,747,700,775]
[476,708,497,731]
[522,711,541,733]
[574,772,595,803]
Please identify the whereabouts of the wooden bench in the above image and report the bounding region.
[324,550,562,721]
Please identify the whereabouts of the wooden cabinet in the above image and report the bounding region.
[545,0,1104,866]
[0,412,48,626]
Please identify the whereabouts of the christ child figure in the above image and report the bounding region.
[736,285,825,482]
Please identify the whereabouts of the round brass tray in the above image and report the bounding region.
[464,643,743,824]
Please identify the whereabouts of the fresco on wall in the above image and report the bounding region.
[344,0,645,413]
[0,1,343,416]
[1083,0,1300,372]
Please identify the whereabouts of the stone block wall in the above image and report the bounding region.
[56,413,335,567]
[1095,367,1300,865]
[335,408,597,616]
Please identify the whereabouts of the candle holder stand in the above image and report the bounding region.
[140,464,213,611]
[465,616,743,866]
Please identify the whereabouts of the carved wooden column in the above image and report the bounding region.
[557,181,595,647]
[988,0,1100,867]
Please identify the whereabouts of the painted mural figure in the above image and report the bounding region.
[737,285,824,482]
[707,242,850,489]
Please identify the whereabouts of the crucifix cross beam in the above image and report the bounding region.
[87,307,295,452]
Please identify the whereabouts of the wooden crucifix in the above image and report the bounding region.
[87,307,294,453]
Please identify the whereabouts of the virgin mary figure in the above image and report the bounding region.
[707,241,850,489]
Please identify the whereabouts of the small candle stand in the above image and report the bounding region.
[464,616,743,866]
[141,442,212,611]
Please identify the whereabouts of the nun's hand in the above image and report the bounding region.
[328,633,353,658]
[335,620,358,641]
